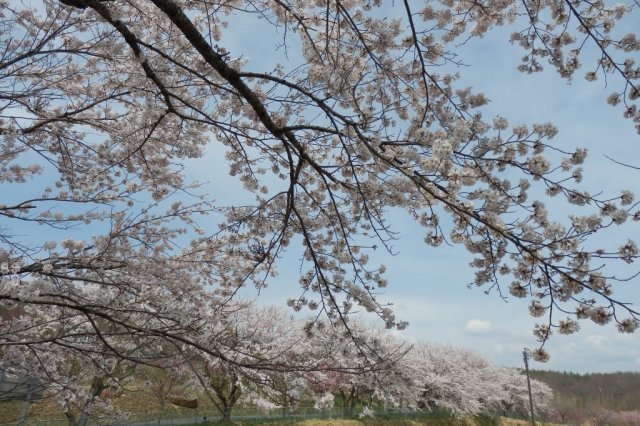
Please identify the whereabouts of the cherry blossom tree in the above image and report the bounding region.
[408,343,498,415]
[304,330,552,418]
[142,362,197,412]
[404,343,552,416]
[46,353,134,426]
[1,0,639,384]
[204,361,243,422]
[490,366,553,418]
[303,321,411,416]
[199,305,313,422]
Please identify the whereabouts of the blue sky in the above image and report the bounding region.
[183,6,640,374]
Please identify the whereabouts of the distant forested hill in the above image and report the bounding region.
[530,370,640,412]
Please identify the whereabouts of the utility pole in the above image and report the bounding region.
[522,349,536,426]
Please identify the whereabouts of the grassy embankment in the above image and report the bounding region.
[1,387,544,426]
[183,416,542,426]
[1,399,543,426]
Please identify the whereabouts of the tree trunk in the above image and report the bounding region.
[349,391,357,418]
[340,389,356,418]
[281,383,288,418]
[222,405,232,423]
[65,377,107,426]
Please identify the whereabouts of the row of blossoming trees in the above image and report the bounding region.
[2,304,552,424]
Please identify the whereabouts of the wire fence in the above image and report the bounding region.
[0,406,454,426]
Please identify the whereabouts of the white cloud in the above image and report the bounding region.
[559,342,577,354]
[585,335,609,347]
[466,319,492,334]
